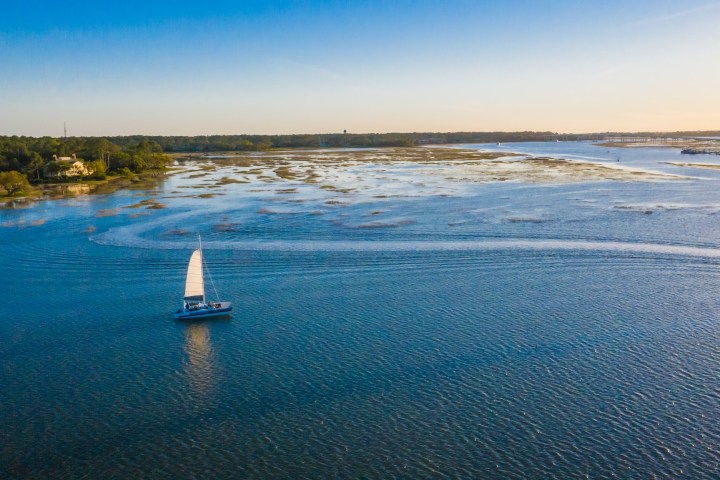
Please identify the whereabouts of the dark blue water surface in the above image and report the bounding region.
[3,142,720,479]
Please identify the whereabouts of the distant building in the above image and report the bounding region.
[46,154,94,177]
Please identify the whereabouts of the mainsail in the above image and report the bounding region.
[184,249,205,301]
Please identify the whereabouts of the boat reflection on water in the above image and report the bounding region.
[183,322,215,398]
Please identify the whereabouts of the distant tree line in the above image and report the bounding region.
[108,131,562,151]
[89,130,720,152]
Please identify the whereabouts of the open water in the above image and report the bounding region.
[2,142,720,478]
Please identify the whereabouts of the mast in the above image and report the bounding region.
[199,234,205,304]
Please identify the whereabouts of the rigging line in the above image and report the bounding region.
[198,233,220,302]
[204,250,221,302]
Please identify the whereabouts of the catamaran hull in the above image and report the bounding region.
[175,302,233,320]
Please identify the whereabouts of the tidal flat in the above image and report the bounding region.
[3,142,720,479]
[174,146,679,188]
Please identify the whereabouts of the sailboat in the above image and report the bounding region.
[175,236,233,320]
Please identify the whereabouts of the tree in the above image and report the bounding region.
[23,152,45,181]
[237,139,254,150]
[122,140,171,172]
[45,161,70,177]
[88,160,107,179]
[145,152,171,170]
[254,139,273,150]
[83,137,121,168]
[0,171,31,195]
[112,152,133,171]
[133,139,163,154]
[129,154,147,172]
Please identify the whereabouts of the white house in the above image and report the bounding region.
[48,154,93,177]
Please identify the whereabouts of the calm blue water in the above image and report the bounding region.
[3,142,720,479]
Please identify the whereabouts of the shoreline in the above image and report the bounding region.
[1,170,169,208]
[666,162,720,171]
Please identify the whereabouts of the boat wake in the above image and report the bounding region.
[90,227,720,259]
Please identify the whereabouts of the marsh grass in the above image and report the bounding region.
[667,162,720,171]
[123,199,166,209]
[274,166,297,180]
[96,209,120,217]
[216,177,248,185]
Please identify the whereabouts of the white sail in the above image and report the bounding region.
[184,249,205,301]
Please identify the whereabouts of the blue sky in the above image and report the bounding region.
[1,0,719,136]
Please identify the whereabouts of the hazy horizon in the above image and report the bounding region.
[4,128,720,140]
[2,0,719,137]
